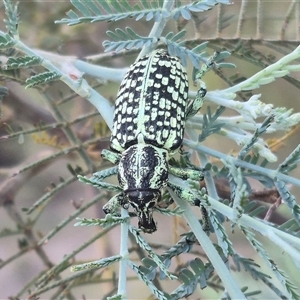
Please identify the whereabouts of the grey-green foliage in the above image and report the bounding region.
[129,226,177,280]
[56,0,229,24]
[74,214,129,229]
[278,144,300,174]
[0,32,15,48]
[103,27,156,52]
[275,180,300,225]
[78,167,122,193]
[170,258,211,299]
[198,106,226,142]
[1,0,300,299]
[57,0,233,69]
[242,227,299,299]
[25,71,61,88]
[237,115,275,160]
[128,260,171,300]
[3,0,19,36]
[71,255,123,272]
[3,56,43,69]
[103,28,235,69]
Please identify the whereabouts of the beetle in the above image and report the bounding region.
[81,49,206,233]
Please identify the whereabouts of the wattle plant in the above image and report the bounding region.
[0,1,300,299]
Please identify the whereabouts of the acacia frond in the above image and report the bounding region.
[0,32,15,48]
[3,0,19,36]
[3,56,42,69]
[25,71,61,88]
[103,27,157,52]
[56,0,168,25]
[173,0,231,21]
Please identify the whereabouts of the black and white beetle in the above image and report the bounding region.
[83,49,206,233]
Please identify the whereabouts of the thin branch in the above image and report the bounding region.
[0,110,100,141]
[280,0,297,40]
[257,0,262,39]
[235,0,248,38]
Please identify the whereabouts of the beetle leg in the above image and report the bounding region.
[186,87,206,120]
[167,181,210,233]
[103,192,128,215]
[169,165,204,181]
[167,181,197,205]
[101,149,121,164]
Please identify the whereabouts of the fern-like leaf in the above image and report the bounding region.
[3,0,19,36]
[246,204,266,218]
[139,260,157,281]
[242,227,300,299]
[0,32,16,48]
[207,207,234,256]
[278,144,300,174]
[129,226,177,280]
[278,219,300,236]
[232,254,271,281]
[25,71,61,88]
[71,255,122,272]
[154,205,184,216]
[275,180,300,226]
[57,0,232,25]
[172,0,231,21]
[56,0,168,25]
[232,255,293,298]
[128,261,171,300]
[143,233,197,281]
[103,27,157,52]
[78,173,122,193]
[238,115,274,160]
[3,56,43,69]
[165,32,230,70]
[198,106,225,142]
[74,215,129,228]
[165,37,209,68]
[241,155,274,188]
[170,258,210,299]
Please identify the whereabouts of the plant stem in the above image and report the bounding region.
[168,178,246,300]
[118,208,130,299]
[184,141,300,187]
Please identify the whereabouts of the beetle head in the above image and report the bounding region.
[118,144,168,233]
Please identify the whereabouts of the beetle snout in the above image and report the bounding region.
[125,189,160,233]
[137,211,157,233]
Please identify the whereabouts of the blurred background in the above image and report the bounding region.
[0,1,300,299]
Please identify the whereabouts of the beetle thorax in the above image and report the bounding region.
[117,143,169,232]
[118,143,169,192]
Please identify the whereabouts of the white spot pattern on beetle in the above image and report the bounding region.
[110,49,189,154]
[106,49,199,233]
